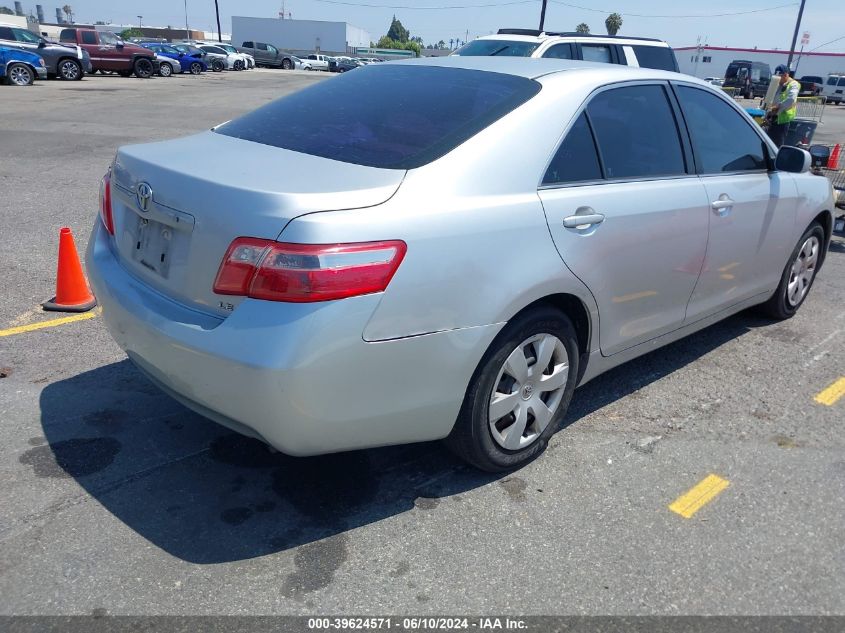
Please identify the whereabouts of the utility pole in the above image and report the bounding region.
[184,0,189,39]
[785,0,806,71]
[539,0,548,32]
[214,0,222,43]
[137,15,142,29]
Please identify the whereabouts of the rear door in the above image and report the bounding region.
[673,84,800,320]
[541,43,574,60]
[576,42,623,65]
[538,83,710,355]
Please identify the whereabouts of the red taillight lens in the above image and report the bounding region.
[99,171,114,235]
[213,238,407,303]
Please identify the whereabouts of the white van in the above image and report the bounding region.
[823,73,845,105]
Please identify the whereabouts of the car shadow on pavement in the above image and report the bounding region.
[34,310,773,564]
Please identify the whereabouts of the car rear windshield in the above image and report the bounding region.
[631,45,678,71]
[454,39,540,57]
[214,65,541,169]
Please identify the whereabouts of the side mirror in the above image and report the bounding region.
[178,52,184,57]
[38,41,46,48]
[116,42,124,49]
[808,144,831,168]
[775,146,811,173]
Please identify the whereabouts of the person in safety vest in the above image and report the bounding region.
[767,64,800,147]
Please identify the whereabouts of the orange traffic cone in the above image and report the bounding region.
[43,227,97,312]
[828,144,841,169]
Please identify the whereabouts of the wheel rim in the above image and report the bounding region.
[10,65,30,85]
[160,63,171,76]
[191,63,201,74]
[60,60,79,79]
[488,333,569,451]
[787,235,820,307]
[136,59,153,77]
[283,59,291,69]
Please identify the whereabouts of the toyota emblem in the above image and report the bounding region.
[136,182,153,212]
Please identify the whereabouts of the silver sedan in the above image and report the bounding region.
[86,58,835,471]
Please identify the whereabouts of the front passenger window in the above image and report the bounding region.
[543,44,573,60]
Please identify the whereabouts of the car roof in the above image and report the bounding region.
[392,56,689,83]
[473,29,670,47]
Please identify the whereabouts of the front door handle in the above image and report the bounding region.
[563,211,605,229]
[711,195,735,211]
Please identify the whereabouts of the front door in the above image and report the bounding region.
[538,84,710,355]
[672,84,800,320]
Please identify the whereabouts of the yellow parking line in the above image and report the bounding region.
[669,474,730,519]
[0,309,99,338]
[814,377,845,406]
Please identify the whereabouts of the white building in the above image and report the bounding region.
[677,45,845,80]
[232,16,370,55]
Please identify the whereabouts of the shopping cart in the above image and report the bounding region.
[810,145,845,235]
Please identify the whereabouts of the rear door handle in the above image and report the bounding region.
[711,196,734,211]
[563,212,605,229]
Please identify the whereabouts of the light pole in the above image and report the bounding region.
[539,0,548,31]
[184,0,189,39]
[786,0,806,71]
[214,0,222,43]
[137,15,142,30]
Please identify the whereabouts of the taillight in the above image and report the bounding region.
[213,238,407,303]
[99,171,114,235]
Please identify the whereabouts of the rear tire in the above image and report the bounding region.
[211,59,224,72]
[758,222,825,320]
[445,307,580,472]
[58,58,83,80]
[159,62,173,77]
[7,63,34,85]
[133,57,154,79]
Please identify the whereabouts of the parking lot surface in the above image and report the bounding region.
[1,71,844,615]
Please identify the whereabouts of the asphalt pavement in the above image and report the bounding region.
[1,69,844,617]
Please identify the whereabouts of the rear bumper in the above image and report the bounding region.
[85,221,500,456]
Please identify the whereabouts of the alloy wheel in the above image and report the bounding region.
[9,64,33,86]
[787,235,820,307]
[59,59,80,80]
[488,333,569,450]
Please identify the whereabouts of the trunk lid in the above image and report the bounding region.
[109,131,405,317]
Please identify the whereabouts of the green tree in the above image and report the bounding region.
[575,23,590,34]
[119,27,144,39]
[376,35,421,57]
[386,15,409,43]
[605,12,622,36]
[62,4,73,23]
[436,39,446,49]
[0,6,15,15]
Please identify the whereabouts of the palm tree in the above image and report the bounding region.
[575,23,590,34]
[62,4,73,23]
[605,12,622,36]
[449,38,454,49]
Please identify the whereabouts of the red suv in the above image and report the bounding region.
[59,28,158,78]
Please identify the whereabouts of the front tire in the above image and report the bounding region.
[133,57,154,79]
[58,58,83,80]
[759,222,825,319]
[233,59,244,71]
[189,61,203,75]
[6,63,34,86]
[159,61,173,77]
[282,58,292,70]
[445,307,580,472]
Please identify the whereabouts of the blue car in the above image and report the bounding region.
[138,42,207,76]
[1,45,46,85]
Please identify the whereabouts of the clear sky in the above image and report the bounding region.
[33,0,845,51]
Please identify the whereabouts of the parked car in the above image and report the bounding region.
[196,44,243,70]
[331,58,362,73]
[799,75,824,97]
[704,76,723,86]
[0,22,91,80]
[87,58,833,472]
[212,42,254,68]
[453,28,679,71]
[59,28,158,78]
[0,44,46,85]
[722,60,772,98]
[238,41,298,69]
[138,42,206,75]
[304,53,330,71]
[823,73,845,105]
[173,43,224,72]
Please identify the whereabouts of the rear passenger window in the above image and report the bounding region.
[81,31,97,44]
[543,44,573,60]
[675,86,768,173]
[631,45,678,71]
[543,113,602,185]
[586,85,686,179]
[581,44,612,63]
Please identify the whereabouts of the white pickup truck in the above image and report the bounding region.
[303,53,330,71]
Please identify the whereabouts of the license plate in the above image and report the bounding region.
[132,217,173,278]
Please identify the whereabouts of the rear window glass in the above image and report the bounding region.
[215,65,541,169]
[631,45,678,71]
[454,39,540,57]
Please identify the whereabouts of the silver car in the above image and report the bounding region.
[86,58,835,471]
